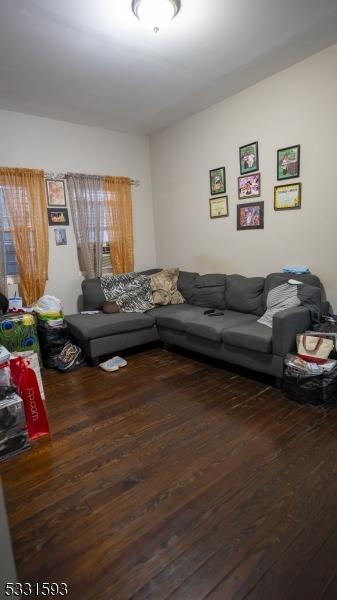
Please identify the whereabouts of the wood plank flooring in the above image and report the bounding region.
[1,346,337,600]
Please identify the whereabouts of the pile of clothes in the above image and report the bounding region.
[34,295,85,372]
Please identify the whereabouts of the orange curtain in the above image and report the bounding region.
[104,176,134,274]
[0,167,49,305]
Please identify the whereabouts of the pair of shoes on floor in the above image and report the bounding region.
[99,356,127,372]
[56,342,84,372]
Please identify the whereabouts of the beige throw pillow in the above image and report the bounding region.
[150,268,185,305]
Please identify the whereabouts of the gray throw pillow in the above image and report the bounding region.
[225,274,265,316]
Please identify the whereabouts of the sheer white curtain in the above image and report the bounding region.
[0,224,7,297]
[66,174,105,279]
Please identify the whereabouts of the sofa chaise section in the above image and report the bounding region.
[65,311,158,363]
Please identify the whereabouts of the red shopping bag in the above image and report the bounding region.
[10,357,50,440]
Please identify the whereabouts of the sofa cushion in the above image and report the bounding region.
[265,275,321,318]
[258,282,301,328]
[177,271,199,299]
[148,304,212,332]
[225,274,265,316]
[222,321,272,353]
[195,274,226,288]
[82,278,105,311]
[82,270,161,311]
[297,283,321,320]
[185,310,256,342]
[150,268,185,305]
[262,272,321,309]
[65,312,155,342]
[189,274,226,310]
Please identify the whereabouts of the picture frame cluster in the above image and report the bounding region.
[275,145,301,211]
[45,178,69,247]
[208,141,302,229]
[209,166,229,219]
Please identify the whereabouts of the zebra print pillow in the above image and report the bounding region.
[100,273,154,313]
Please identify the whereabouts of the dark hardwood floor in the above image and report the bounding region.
[1,346,337,600]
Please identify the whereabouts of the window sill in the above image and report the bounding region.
[6,276,19,285]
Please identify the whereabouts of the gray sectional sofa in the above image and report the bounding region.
[65,270,324,379]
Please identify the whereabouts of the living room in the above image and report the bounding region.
[1,0,337,598]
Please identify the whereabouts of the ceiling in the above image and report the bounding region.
[0,0,337,136]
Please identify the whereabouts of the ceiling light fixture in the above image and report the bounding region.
[132,0,181,33]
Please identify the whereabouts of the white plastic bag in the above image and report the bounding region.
[33,295,62,314]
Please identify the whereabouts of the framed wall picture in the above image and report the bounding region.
[209,196,229,219]
[239,141,259,175]
[209,167,226,195]
[238,173,261,199]
[47,208,69,226]
[46,179,67,207]
[54,228,67,246]
[277,145,300,180]
[274,183,301,210]
[237,201,264,230]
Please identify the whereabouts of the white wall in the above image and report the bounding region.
[151,43,337,309]
[0,109,156,313]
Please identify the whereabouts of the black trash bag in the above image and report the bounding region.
[37,320,70,368]
[0,292,9,315]
[284,365,337,406]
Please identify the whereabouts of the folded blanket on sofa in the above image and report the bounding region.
[100,273,154,313]
[258,279,321,328]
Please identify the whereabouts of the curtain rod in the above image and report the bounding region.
[44,172,140,186]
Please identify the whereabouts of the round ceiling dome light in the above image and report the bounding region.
[132,0,181,33]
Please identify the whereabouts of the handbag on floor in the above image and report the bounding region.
[296,334,334,364]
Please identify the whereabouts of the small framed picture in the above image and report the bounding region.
[209,167,226,195]
[48,208,69,226]
[239,141,259,175]
[274,183,301,211]
[238,173,261,199]
[237,201,264,230]
[46,179,67,207]
[277,145,300,180]
[54,228,67,246]
[209,196,229,219]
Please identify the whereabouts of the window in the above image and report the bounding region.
[101,191,115,273]
[0,189,19,279]
[102,241,112,273]
[72,187,113,274]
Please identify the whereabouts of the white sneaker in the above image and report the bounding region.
[99,356,127,372]
[111,356,127,368]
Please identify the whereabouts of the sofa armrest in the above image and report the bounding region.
[273,306,311,356]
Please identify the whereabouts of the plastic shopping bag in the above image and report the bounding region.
[10,357,50,440]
